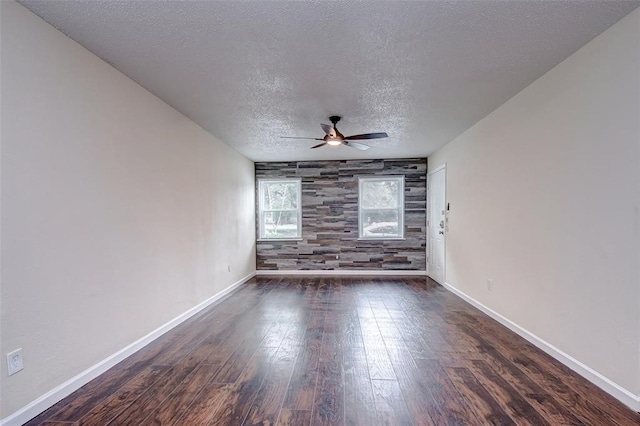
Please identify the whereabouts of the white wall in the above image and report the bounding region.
[0,1,256,418]
[429,8,640,402]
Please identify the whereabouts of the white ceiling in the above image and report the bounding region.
[19,0,639,162]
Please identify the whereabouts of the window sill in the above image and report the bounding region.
[358,237,406,241]
[257,238,303,242]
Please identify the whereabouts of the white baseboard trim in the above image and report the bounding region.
[256,269,427,276]
[441,281,640,413]
[0,272,256,426]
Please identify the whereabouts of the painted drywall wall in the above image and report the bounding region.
[429,8,640,397]
[255,159,427,271]
[0,1,256,417]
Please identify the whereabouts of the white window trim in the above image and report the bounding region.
[258,178,302,240]
[358,176,405,240]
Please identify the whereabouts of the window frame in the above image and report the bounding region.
[358,175,405,240]
[257,178,303,241]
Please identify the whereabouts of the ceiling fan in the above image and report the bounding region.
[282,116,388,150]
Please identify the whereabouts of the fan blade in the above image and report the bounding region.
[344,141,370,150]
[343,132,388,140]
[321,123,337,137]
[281,136,324,140]
[310,142,327,149]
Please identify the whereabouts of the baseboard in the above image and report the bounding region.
[256,269,427,276]
[441,281,640,413]
[0,272,256,426]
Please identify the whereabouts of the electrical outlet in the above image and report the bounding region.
[487,279,493,291]
[7,348,23,376]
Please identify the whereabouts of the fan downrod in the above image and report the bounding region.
[329,116,341,126]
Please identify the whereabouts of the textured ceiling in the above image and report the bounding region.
[19,0,639,162]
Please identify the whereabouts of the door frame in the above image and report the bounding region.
[427,163,446,284]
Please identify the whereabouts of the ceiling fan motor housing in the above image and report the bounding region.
[281,115,386,150]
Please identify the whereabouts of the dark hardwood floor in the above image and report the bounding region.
[25,276,640,425]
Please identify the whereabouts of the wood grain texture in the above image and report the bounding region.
[312,362,344,426]
[343,348,377,426]
[255,159,427,271]
[139,363,221,425]
[276,409,311,426]
[77,365,171,425]
[371,379,413,426]
[25,276,640,426]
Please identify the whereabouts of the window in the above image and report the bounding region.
[258,179,302,240]
[359,176,404,239]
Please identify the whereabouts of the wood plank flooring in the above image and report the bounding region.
[25,276,640,425]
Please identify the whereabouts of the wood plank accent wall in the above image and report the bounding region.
[255,158,427,271]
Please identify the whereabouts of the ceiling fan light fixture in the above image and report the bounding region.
[281,115,387,150]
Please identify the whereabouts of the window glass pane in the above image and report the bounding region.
[258,178,301,240]
[358,176,404,239]
[262,211,299,238]
[361,210,400,237]
[262,182,298,210]
[361,180,399,209]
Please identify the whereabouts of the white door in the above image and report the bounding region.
[428,166,446,284]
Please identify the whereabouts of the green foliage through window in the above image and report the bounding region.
[259,179,302,239]
[359,176,404,239]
